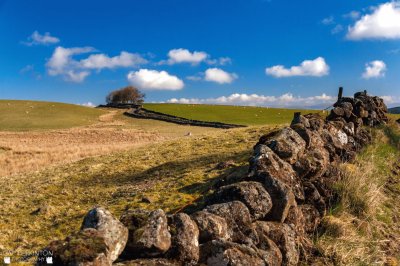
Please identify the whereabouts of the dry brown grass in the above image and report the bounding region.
[316,125,400,265]
[0,110,217,177]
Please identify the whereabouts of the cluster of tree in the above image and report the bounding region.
[106,86,145,105]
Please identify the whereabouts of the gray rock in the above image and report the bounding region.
[251,173,296,223]
[200,240,266,266]
[168,213,199,265]
[120,209,171,258]
[191,211,229,243]
[204,201,253,244]
[253,222,299,266]
[81,207,128,262]
[208,181,272,220]
[256,127,306,164]
[37,228,109,266]
[249,144,304,201]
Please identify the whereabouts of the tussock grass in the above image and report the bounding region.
[316,122,400,265]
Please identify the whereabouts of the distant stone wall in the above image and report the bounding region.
[124,107,246,129]
[38,90,389,266]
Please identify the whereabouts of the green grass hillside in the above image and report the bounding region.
[0,100,105,131]
[144,103,322,126]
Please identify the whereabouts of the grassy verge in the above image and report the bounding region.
[316,122,400,265]
[144,103,322,126]
[0,100,105,131]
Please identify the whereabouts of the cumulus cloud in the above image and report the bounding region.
[80,51,147,70]
[362,60,387,79]
[47,46,147,82]
[165,48,208,65]
[380,95,400,105]
[266,57,329,78]
[160,48,231,66]
[204,68,238,84]
[167,93,335,108]
[23,31,60,46]
[347,2,400,40]
[127,69,184,90]
[47,46,94,82]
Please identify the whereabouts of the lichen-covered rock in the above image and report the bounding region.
[120,209,171,258]
[256,127,306,164]
[167,213,199,265]
[200,240,266,266]
[293,148,330,179]
[254,222,299,266]
[81,207,128,262]
[250,172,296,223]
[204,201,253,244]
[37,228,109,266]
[249,144,304,201]
[298,204,321,234]
[207,181,273,220]
[253,223,283,266]
[191,211,229,243]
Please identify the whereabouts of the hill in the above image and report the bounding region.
[389,106,400,114]
[143,103,321,126]
[0,100,106,131]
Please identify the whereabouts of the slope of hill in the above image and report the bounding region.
[144,103,321,126]
[389,106,400,114]
[0,100,106,131]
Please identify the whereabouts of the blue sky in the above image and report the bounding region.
[1,0,400,108]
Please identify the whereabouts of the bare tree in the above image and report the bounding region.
[106,86,145,105]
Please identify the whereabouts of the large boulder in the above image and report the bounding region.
[167,213,199,265]
[81,207,128,262]
[37,228,109,266]
[249,144,304,201]
[254,222,299,266]
[191,211,229,243]
[120,209,171,258]
[204,201,253,244]
[200,240,267,266]
[207,181,273,220]
[256,127,306,164]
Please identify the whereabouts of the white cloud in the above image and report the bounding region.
[47,46,147,82]
[206,57,232,66]
[80,102,96,107]
[23,31,60,46]
[380,95,400,105]
[167,93,335,108]
[165,48,208,65]
[343,11,361,20]
[127,69,184,90]
[347,2,400,40]
[266,57,329,78]
[204,68,238,84]
[362,60,387,79]
[80,51,147,69]
[331,24,344,34]
[46,46,94,82]
[322,16,335,25]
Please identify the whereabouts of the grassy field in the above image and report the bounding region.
[144,103,322,126]
[0,125,278,264]
[0,100,106,131]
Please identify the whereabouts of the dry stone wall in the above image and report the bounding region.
[37,91,389,266]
